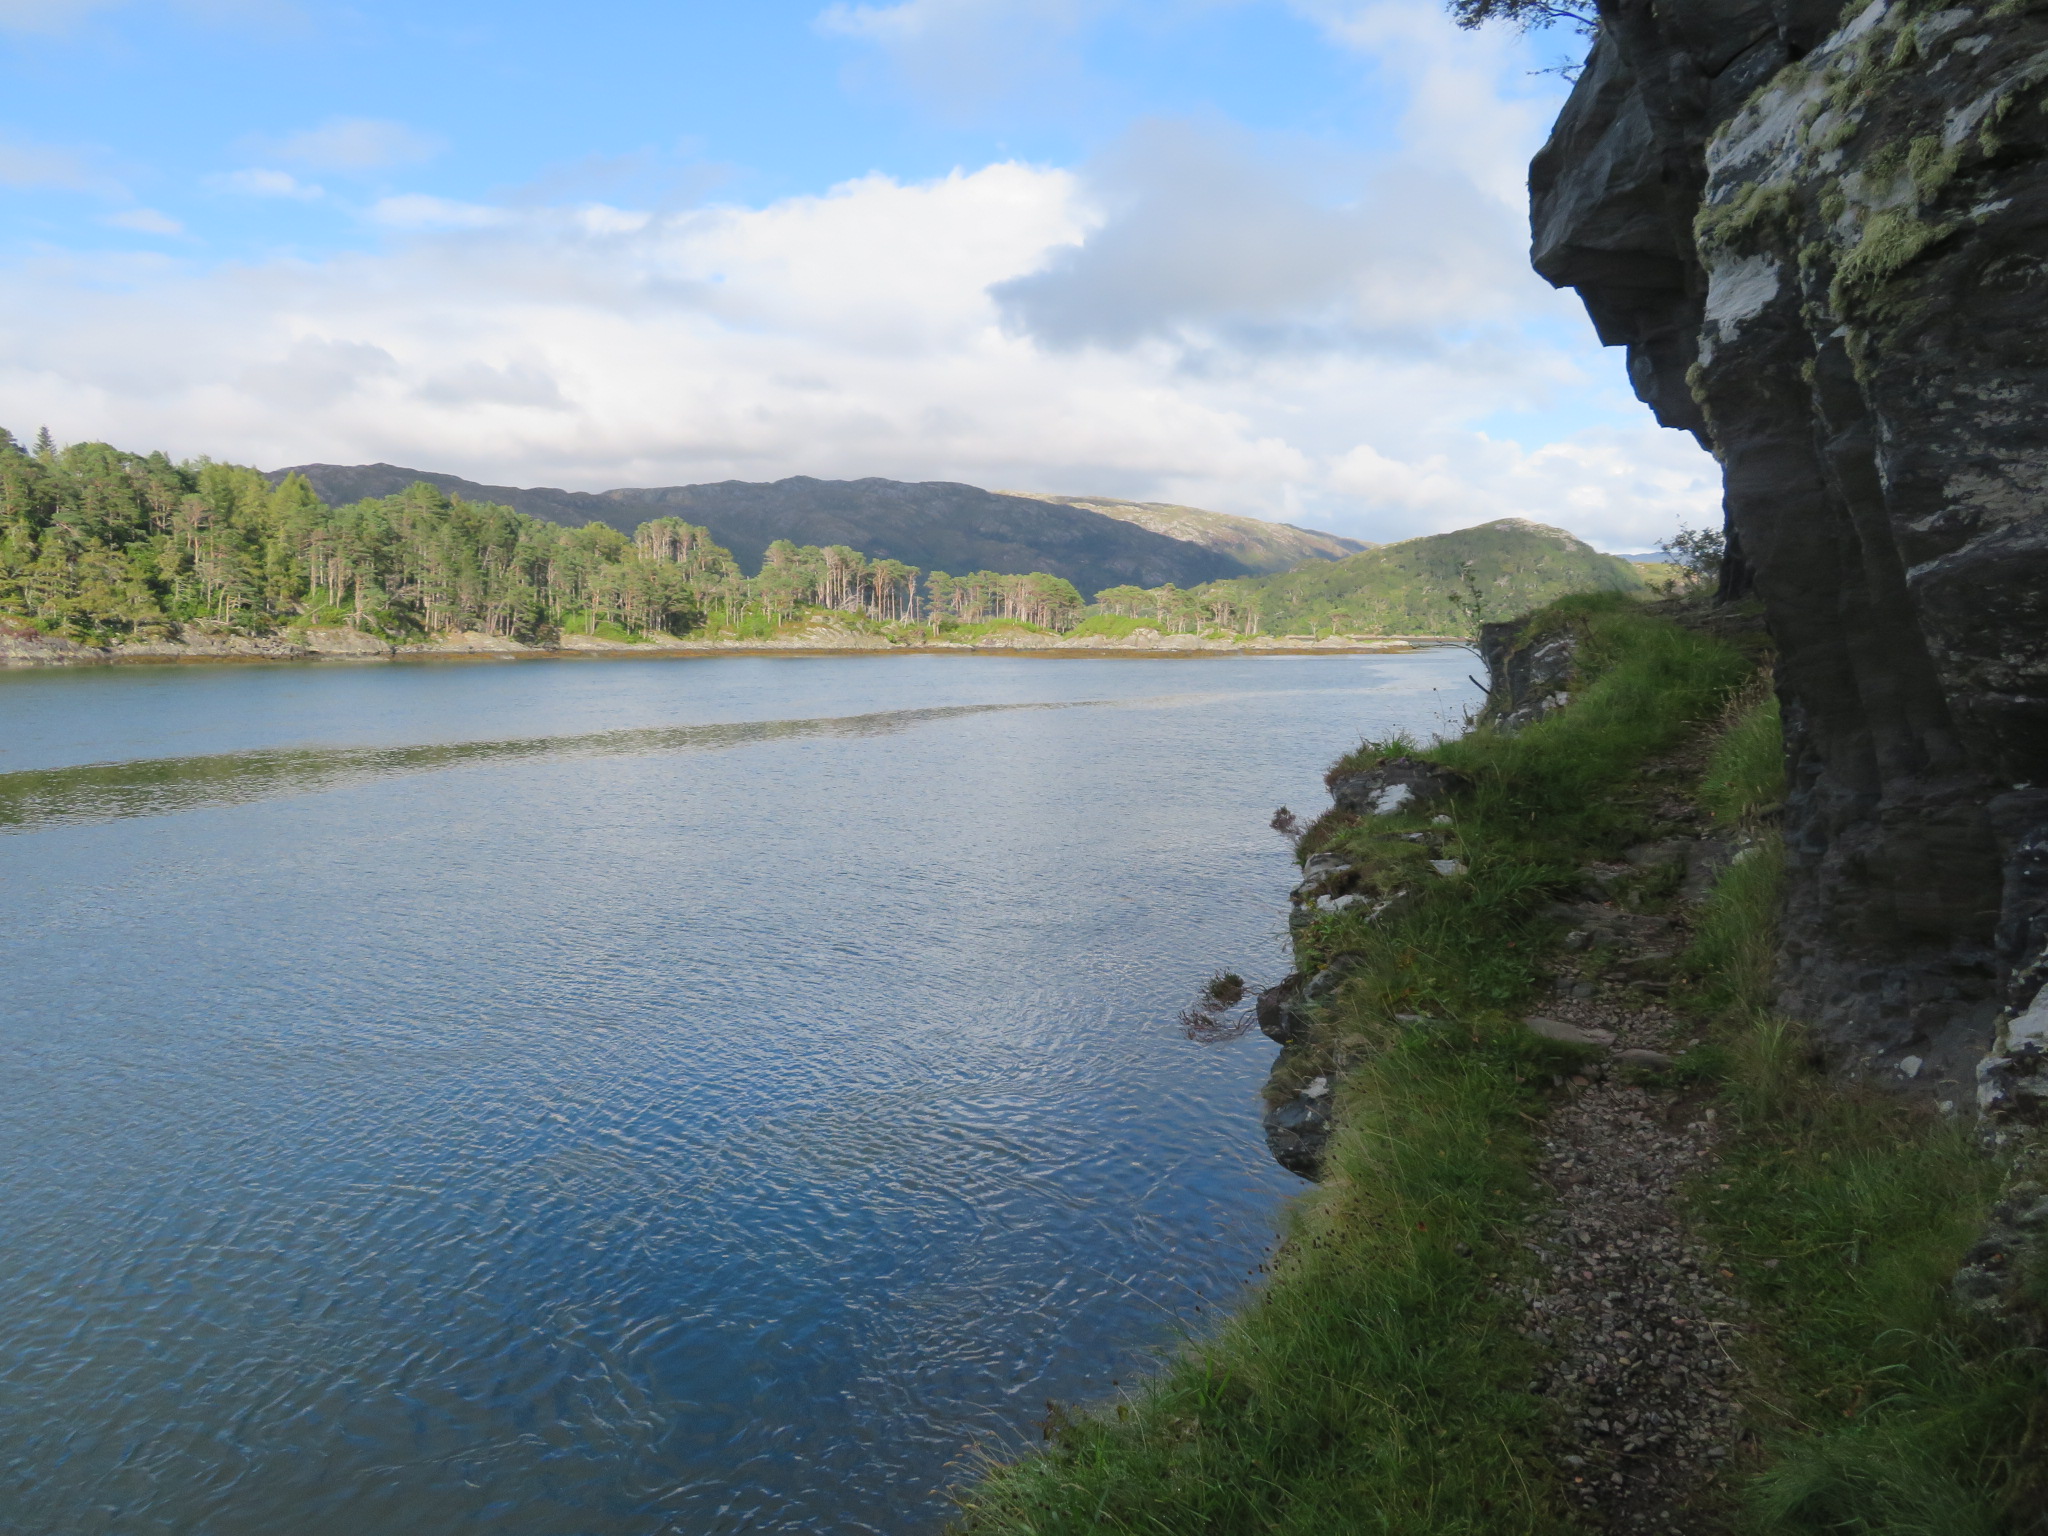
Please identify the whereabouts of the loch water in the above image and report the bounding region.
[0,650,1476,1535]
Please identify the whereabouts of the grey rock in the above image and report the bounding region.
[1530,0,2048,1072]
[1479,619,1579,733]
[1953,1179,2048,1342]
[1326,756,1471,820]
[1300,851,1352,883]
[1616,1048,1678,1071]
[1526,1016,1618,1048]
[1263,1091,1333,1180]
[1976,994,2048,1121]
[1256,977,1309,1046]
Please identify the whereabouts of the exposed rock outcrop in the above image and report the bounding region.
[1533,0,2048,1076]
[1326,755,1470,818]
[1479,614,1580,732]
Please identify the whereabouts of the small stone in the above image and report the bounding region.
[1526,1016,1618,1048]
[1429,859,1467,877]
[1616,1048,1677,1070]
[1898,1054,1924,1078]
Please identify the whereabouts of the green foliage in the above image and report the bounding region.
[1429,595,1754,856]
[1700,688,1785,825]
[1227,520,1646,640]
[927,568,1084,629]
[1062,612,1155,639]
[1659,522,1727,586]
[0,435,1103,643]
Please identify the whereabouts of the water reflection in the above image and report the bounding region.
[0,652,1475,1534]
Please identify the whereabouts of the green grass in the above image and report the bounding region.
[1699,683,1783,824]
[930,618,1055,640]
[956,595,1756,1534]
[1673,694,2047,1535]
[1067,612,1159,639]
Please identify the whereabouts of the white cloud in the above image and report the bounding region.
[991,117,1532,352]
[0,0,1711,553]
[102,206,186,235]
[1327,429,1718,551]
[0,154,1712,551]
[206,167,324,199]
[250,116,443,172]
[367,194,504,229]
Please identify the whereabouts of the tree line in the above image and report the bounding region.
[0,435,1088,641]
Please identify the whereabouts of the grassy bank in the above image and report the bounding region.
[955,594,2042,1534]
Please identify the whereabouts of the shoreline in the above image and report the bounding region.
[0,623,1458,669]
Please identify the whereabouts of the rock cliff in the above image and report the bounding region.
[1533,0,2048,1084]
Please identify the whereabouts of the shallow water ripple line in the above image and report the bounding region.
[0,699,1102,832]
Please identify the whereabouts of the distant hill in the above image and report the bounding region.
[1234,517,1645,635]
[271,465,1248,598]
[1002,492,1368,575]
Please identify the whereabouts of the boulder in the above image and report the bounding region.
[1478,619,1579,733]
[1326,756,1470,819]
[1256,977,1310,1046]
[1977,993,2048,1123]
[1263,1090,1333,1180]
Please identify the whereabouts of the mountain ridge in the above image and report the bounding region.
[999,492,1368,575]
[270,463,1253,598]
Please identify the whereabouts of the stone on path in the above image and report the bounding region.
[1525,1016,1616,1048]
[1615,1048,1677,1070]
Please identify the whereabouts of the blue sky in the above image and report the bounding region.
[0,0,1714,548]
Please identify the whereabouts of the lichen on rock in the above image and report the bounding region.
[1533,0,2048,1080]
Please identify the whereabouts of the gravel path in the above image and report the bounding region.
[1503,895,1752,1530]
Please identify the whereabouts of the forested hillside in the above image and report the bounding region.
[0,436,1085,642]
[1229,518,1643,634]
[275,463,1245,596]
[1080,519,1642,638]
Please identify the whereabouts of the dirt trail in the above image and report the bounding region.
[1502,805,1754,1530]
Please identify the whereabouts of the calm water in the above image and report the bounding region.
[0,651,1474,1535]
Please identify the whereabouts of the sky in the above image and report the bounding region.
[0,0,1718,551]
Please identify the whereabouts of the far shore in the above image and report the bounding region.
[0,622,1461,670]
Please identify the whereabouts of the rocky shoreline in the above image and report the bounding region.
[0,618,1448,669]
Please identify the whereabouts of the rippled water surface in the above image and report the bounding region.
[0,651,1475,1535]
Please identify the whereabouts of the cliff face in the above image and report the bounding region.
[1533,0,2048,1082]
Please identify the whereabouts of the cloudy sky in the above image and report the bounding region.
[0,0,1715,550]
